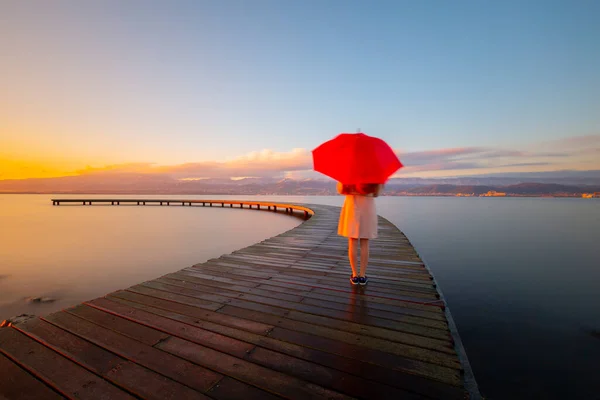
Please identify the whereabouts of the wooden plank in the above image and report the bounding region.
[62,303,170,346]
[246,346,425,400]
[127,285,228,308]
[89,296,464,399]
[168,272,446,328]
[178,271,261,288]
[0,352,64,400]
[181,268,445,316]
[156,276,453,345]
[298,297,449,330]
[268,277,440,303]
[157,336,354,400]
[218,306,462,385]
[14,318,209,400]
[16,319,121,372]
[270,272,439,296]
[68,302,254,357]
[161,275,306,303]
[199,260,439,299]
[249,276,440,311]
[226,251,427,272]
[92,302,254,357]
[85,297,427,399]
[68,304,291,400]
[0,328,135,400]
[166,272,448,329]
[43,308,223,394]
[206,377,284,400]
[140,279,456,360]
[106,290,273,334]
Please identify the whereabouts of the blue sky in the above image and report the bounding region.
[1,0,599,179]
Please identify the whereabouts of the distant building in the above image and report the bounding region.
[582,192,600,198]
[481,190,507,197]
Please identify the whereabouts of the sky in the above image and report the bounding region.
[1,0,599,181]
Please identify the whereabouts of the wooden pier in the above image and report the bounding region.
[0,199,479,400]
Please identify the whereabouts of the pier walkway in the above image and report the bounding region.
[0,199,477,399]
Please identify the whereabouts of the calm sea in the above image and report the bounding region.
[1,194,598,399]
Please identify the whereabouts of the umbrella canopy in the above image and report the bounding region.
[312,132,403,184]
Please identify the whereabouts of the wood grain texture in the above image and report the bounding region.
[0,352,64,400]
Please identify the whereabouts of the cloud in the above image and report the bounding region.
[73,149,313,180]
[46,134,600,181]
[399,161,483,173]
[396,147,536,168]
[538,134,600,150]
[76,163,156,175]
[392,143,583,175]
[398,147,485,166]
[496,162,552,168]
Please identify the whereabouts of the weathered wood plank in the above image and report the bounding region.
[157,336,354,400]
[43,309,223,394]
[84,298,425,399]
[0,328,135,400]
[139,279,454,354]
[14,318,209,400]
[166,271,447,326]
[195,260,439,299]
[246,346,425,400]
[121,282,459,377]
[181,268,446,315]
[218,306,463,385]
[106,290,273,334]
[88,296,464,399]
[0,352,64,400]
[68,305,289,400]
[161,275,306,303]
[166,273,448,332]
[155,276,453,345]
[206,376,284,400]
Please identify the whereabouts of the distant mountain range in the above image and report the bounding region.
[1,170,600,196]
[393,182,600,196]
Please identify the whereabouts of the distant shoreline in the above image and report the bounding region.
[1,191,597,198]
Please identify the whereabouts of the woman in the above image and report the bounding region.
[337,182,383,285]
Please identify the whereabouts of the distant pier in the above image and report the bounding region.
[0,199,480,400]
[51,198,313,219]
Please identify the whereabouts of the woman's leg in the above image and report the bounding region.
[359,239,369,277]
[348,238,359,277]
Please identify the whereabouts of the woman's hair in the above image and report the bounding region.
[337,182,383,196]
[337,183,356,195]
[337,182,382,196]
[356,183,382,196]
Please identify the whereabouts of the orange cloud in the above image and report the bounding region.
[2,135,599,181]
[75,163,157,175]
[66,148,313,180]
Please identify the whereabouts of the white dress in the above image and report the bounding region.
[337,194,378,239]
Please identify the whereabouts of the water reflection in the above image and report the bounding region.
[0,195,301,321]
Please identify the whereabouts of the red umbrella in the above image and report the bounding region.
[312,132,403,184]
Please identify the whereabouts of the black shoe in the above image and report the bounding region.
[350,276,360,285]
[358,276,368,286]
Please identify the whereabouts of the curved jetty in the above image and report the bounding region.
[0,199,479,399]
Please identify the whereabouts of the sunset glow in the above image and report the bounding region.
[1,1,599,185]
[2,134,599,181]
